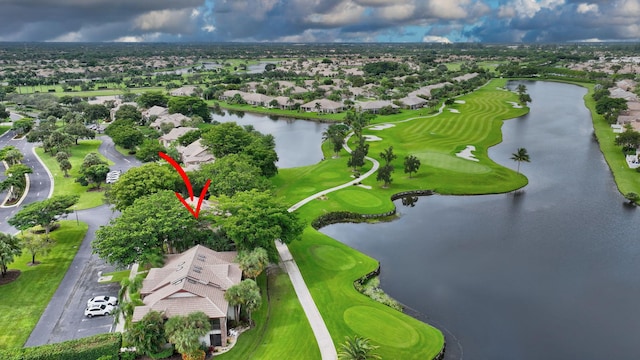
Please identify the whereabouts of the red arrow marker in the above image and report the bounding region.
[159,152,211,219]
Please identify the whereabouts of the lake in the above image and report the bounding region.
[320,81,640,359]
[213,110,329,169]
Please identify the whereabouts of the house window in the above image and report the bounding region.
[210,318,221,330]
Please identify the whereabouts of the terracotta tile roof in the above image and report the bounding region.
[134,245,241,322]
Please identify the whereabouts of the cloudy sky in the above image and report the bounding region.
[1,0,639,43]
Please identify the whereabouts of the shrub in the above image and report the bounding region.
[0,333,121,360]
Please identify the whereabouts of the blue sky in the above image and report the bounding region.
[0,0,638,43]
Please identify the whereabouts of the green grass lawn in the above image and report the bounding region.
[0,220,88,349]
[581,84,640,197]
[0,126,10,136]
[98,269,130,284]
[35,139,113,209]
[217,269,319,359]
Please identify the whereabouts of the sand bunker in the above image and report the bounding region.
[449,109,460,113]
[456,145,479,162]
[455,100,466,104]
[507,101,523,109]
[369,124,395,131]
[363,135,383,141]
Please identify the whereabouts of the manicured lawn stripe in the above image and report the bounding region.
[0,221,88,349]
[216,269,318,359]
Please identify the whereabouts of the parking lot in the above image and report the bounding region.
[47,255,120,344]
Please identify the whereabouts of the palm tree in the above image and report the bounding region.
[165,312,211,360]
[338,335,381,360]
[511,147,530,174]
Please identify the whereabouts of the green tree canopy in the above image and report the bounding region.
[63,123,95,144]
[0,232,22,277]
[403,155,421,178]
[217,189,305,262]
[20,232,52,265]
[8,195,79,236]
[114,104,143,125]
[94,191,209,266]
[337,335,381,360]
[224,279,262,326]
[106,163,181,211]
[111,126,144,151]
[192,153,271,197]
[124,311,166,356]
[511,147,531,174]
[165,312,211,359]
[84,104,110,123]
[322,124,349,156]
[168,96,211,122]
[237,247,269,280]
[135,139,167,162]
[136,91,169,108]
[201,122,254,159]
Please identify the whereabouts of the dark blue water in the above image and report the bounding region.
[321,82,640,360]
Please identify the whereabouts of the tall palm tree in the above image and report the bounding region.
[511,147,530,174]
[338,335,381,360]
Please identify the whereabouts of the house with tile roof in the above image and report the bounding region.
[179,139,215,171]
[142,105,169,121]
[150,113,191,131]
[300,99,344,113]
[132,245,242,347]
[158,127,198,147]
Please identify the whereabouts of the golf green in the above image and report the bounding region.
[309,244,356,271]
[344,305,420,348]
[416,151,492,174]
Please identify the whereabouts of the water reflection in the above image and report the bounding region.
[400,195,419,207]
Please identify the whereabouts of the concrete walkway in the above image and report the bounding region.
[276,131,382,360]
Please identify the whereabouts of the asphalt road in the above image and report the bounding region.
[20,134,141,347]
[0,130,52,234]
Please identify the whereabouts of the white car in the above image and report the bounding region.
[87,295,118,307]
[84,304,115,318]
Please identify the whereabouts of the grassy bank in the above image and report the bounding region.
[35,139,112,209]
[0,221,88,349]
[582,84,640,196]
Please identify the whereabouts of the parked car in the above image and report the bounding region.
[87,295,118,307]
[84,304,115,318]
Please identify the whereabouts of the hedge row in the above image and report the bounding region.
[0,333,122,360]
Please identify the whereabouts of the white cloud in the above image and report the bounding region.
[376,4,416,21]
[577,3,599,14]
[427,0,470,19]
[306,1,366,26]
[134,8,196,34]
[202,24,215,32]
[422,35,452,43]
[49,31,84,42]
[112,32,161,42]
[499,0,565,18]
